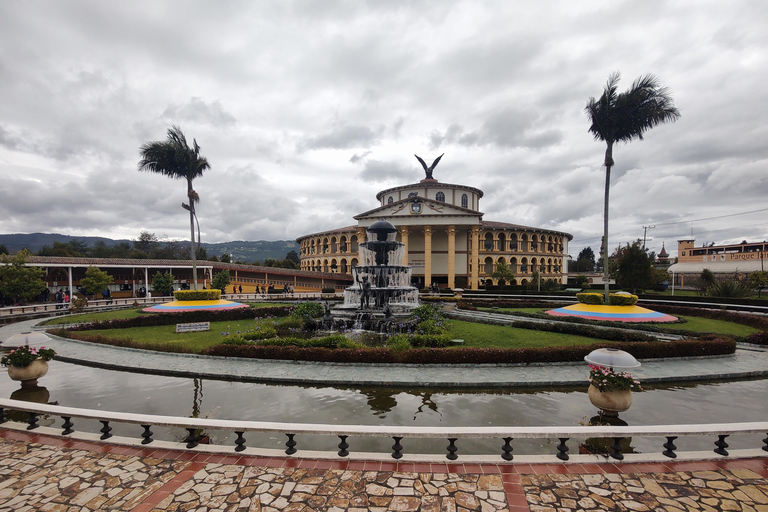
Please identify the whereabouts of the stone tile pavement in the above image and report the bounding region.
[2,429,767,511]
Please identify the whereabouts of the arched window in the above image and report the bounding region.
[483,257,493,274]
[484,233,494,251]
[461,194,468,208]
[436,191,445,202]
[388,196,393,204]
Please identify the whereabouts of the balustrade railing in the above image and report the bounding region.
[1,399,766,463]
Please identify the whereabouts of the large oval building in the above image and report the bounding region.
[297,167,572,290]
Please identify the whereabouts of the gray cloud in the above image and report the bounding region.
[161,98,237,128]
[0,0,766,255]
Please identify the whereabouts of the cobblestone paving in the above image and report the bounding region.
[1,431,767,511]
[0,435,191,511]
[522,465,768,512]
[151,465,508,512]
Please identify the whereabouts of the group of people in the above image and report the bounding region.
[53,289,70,309]
[229,284,295,296]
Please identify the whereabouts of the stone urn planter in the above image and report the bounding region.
[8,359,49,387]
[587,384,633,417]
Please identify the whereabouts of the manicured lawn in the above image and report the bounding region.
[480,307,545,314]
[448,320,608,349]
[656,316,760,337]
[477,307,759,338]
[40,302,294,326]
[42,308,145,325]
[67,317,293,353]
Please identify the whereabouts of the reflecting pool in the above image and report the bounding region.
[2,360,765,456]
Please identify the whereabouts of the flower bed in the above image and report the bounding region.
[203,337,735,365]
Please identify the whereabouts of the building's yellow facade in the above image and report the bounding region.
[297,174,572,290]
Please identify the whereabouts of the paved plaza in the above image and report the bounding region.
[1,315,768,510]
[1,430,767,512]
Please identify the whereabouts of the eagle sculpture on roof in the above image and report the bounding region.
[414,153,444,180]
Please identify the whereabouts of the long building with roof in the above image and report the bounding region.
[296,166,572,290]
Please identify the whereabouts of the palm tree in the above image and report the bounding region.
[585,72,680,302]
[138,126,211,290]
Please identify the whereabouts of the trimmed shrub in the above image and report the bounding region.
[202,337,736,364]
[321,287,336,294]
[577,293,604,305]
[421,296,460,303]
[242,326,278,340]
[290,302,325,319]
[174,290,222,301]
[609,293,639,306]
[745,331,768,346]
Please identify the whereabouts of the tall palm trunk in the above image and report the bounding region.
[188,180,198,291]
[602,142,614,303]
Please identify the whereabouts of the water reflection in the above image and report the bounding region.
[1,360,766,455]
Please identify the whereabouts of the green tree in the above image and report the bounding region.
[585,72,680,301]
[79,267,114,297]
[616,242,652,293]
[138,126,211,290]
[152,271,175,296]
[0,244,8,255]
[285,250,300,265]
[748,271,768,297]
[211,270,231,292]
[0,250,46,302]
[573,247,596,272]
[134,231,159,256]
[490,259,514,286]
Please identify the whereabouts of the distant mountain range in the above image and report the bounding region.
[0,233,300,263]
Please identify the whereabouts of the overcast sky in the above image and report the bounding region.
[1,1,766,259]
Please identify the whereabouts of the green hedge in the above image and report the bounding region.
[203,337,735,364]
[174,290,222,301]
[576,293,604,305]
[421,296,460,303]
[746,332,768,345]
[609,293,638,306]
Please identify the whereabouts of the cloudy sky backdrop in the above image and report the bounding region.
[1,0,766,259]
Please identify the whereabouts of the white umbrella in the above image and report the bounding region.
[4,331,50,347]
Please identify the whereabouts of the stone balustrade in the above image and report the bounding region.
[1,398,766,464]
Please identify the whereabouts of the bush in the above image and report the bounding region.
[290,302,325,319]
[705,280,753,298]
[174,290,222,301]
[69,296,88,313]
[577,293,603,305]
[321,287,336,294]
[608,293,638,306]
[745,331,768,346]
[242,326,278,340]
[202,337,736,364]
[420,296,460,303]
[386,335,412,352]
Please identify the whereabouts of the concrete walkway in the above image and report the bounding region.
[1,317,767,388]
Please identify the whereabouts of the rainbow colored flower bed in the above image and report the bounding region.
[546,303,677,323]
[143,300,249,313]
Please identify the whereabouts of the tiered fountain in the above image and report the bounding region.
[331,219,419,330]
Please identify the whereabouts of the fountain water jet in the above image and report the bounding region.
[331,219,419,331]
